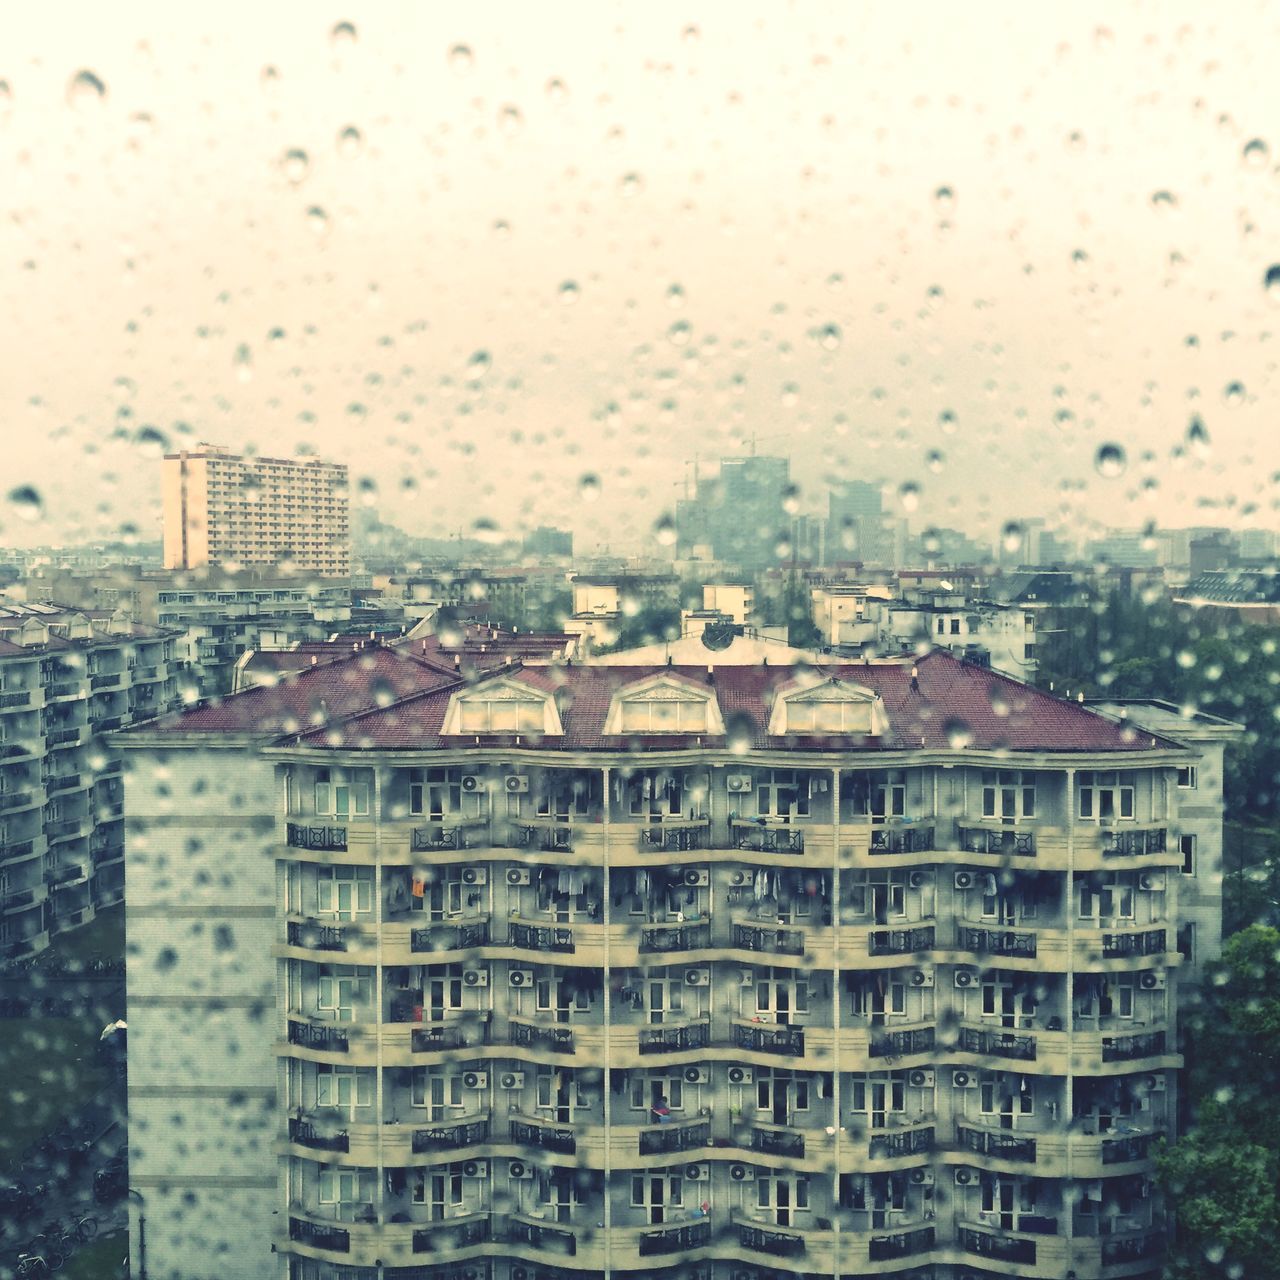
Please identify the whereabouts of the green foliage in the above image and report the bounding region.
[597,606,681,653]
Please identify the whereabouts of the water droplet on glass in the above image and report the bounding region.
[1223,381,1245,406]
[558,280,580,305]
[0,80,13,117]
[1186,416,1211,458]
[472,517,501,545]
[330,20,358,47]
[337,125,363,157]
[944,718,973,749]
[934,185,955,210]
[449,44,474,74]
[925,449,945,474]
[938,409,957,435]
[134,425,170,458]
[260,65,281,92]
[1094,443,1127,477]
[467,350,491,380]
[780,383,799,407]
[492,219,511,239]
[1001,520,1025,553]
[306,205,330,235]
[682,24,701,44]
[826,272,845,292]
[357,476,378,507]
[578,474,602,503]
[665,283,685,309]
[267,326,286,344]
[1150,189,1177,210]
[817,323,842,350]
[1054,407,1076,431]
[233,343,253,381]
[925,285,945,310]
[898,481,921,513]
[667,320,691,347]
[1242,138,1269,168]
[497,104,523,135]
[281,148,310,184]
[921,528,942,555]
[1265,264,1280,301]
[619,171,644,197]
[6,485,43,522]
[67,69,107,108]
[781,484,801,516]
[653,514,677,546]
[1071,248,1090,270]
[545,78,568,103]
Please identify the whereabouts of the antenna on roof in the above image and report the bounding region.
[310,655,317,666]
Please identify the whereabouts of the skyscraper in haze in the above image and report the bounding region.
[677,455,790,570]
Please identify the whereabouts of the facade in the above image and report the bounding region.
[120,645,1232,1280]
[162,443,350,576]
[0,603,180,958]
[677,457,792,571]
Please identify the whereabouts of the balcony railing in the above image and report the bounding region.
[869,1227,934,1261]
[46,818,84,839]
[414,1217,491,1254]
[641,921,711,952]
[732,823,804,854]
[3,886,43,910]
[44,726,81,746]
[287,823,348,851]
[748,1126,804,1158]
[411,921,490,952]
[288,921,348,951]
[505,1218,576,1256]
[47,863,87,887]
[45,773,81,794]
[0,790,33,811]
[1102,929,1167,957]
[1101,1132,1153,1164]
[411,1117,489,1153]
[91,715,124,733]
[958,1124,1036,1162]
[288,1021,349,1053]
[289,1217,349,1253]
[733,1023,805,1057]
[1100,828,1167,856]
[46,681,84,700]
[639,1121,710,1155]
[508,923,575,954]
[3,839,36,860]
[732,923,806,956]
[510,1118,576,1154]
[510,1021,574,1054]
[958,926,1037,958]
[868,925,936,956]
[736,1224,804,1257]
[411,1024,467,1053]
[959,1225,1036,1264]
[90,672,123,690]
[1102,1230,1163,1263]
[959,826,1036,856]
[869,1027,936,1059]
[0,690,32,708]
[640,823,708,852]
[638,1021,710,1054]
[871,1125,934,1158]
[959,1026,1036,1061]
[512,823,573,853]
[1101,1030,1166,1062]
[411,826,464,852]
[639,1222,711,1255]
[870,826,936,854]
[288,1117,349,1152]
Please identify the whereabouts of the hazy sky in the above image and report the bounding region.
[1,1,1278,555]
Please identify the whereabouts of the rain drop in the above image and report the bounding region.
[1186,416,1210,458]
[281,148,310,184]
[653,514,677,546]
[497,104,523,135]
[925,449,945,474]
[667,320,691,347]
[1223,381,1245,406]
[233,343,253,381]
[1094,443,1127,478]
[67,69,107,107]
[817,323,842,350]
[306,206,330,235]
[934,185,955,210]
[781,484,801,516]
[1001,520,1025,553]
[449,44,474,74]
[1242,138,1269,168]
[466,350,492,380]
[1265,264,1280,301]
[925,285,945,310]
[619,171,645,197]
[1150,189,1177,210]
[472,517,501,545]
[578,474,602,503]
[665,283,685,309]
[921,528,942,555]
[6,485,43,522]
[330,20,358,47]
[336,125,364,157]
[898,481,921,513]
[938,409,957,435]
[133,425,170,458]
[826,272,845,292]
[545,78,568,103]
[944,718,973,749]
[357,477,378,507]
[558,280,580,305]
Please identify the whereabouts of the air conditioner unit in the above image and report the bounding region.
[727,1066,754,1085]
[684,869,710,887]
[909,870,932,889]
[1140,872,1166,892]
[908,1069,935,1088]
[506,867,531,887]
[1139,970,1167,990]
[685,1163,708,1181]
[730,870,751,887]
[461,1071,488,1090]
[909,1168,934,1186]
[461,776,483,793]
[954,871,975,891]
[1145,1073,1167,1093]
[739,969,755,987]
[463,968,489,988]
[954,1167,975,1185]
[683,1066,709,1084]
[683,773,708,792]
[462,1159,487,1178]
[508,1159,534,1180]
[499,1071,525,1090]
[726,774,753,793]
[685,968,710,987]
[954,968,976,989]
[461,867,487,886]
[508,969,534,988]
[729,1163,755,1182]
[953,1070,976,1089]
[505,775,529,794]
[910,968,934,988]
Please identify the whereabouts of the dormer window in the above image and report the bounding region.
[441,676,562,737]
[767,675,889,738]
[602,674,725,736]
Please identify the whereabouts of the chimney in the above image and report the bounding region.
[310,655,317,666]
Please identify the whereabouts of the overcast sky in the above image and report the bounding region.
[1,1,1277,555]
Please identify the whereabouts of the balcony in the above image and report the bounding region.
[868,1226,934,1261]
[735,1221,805,1258]
[287,823,348,851]
[508,922,575,954]
[868,1123,934,1159]
[90,672,125,691]
[414,1216,490,1254]
[1099,827,1167,857]
[868,925,935,956]
[869,1027,936,1059]
[0,790,33,812]
[638,1118,709,1155]
[288,1020,349,1053]
[732,922,806,956]
[959,1224,1037,1264]
[510,822,575,853]
[3,884,47,912]
[505,1215,577,1256]
[1101,928,1166,958]
[45,773,81,794]
[46,817,86,840]
[411,825,469,852]
[733,1021,805,1057]
[2,838,38,862]
[1102,1229,1163,1264]
[639,821,709,852]
[47,863,88,887]
[411,1116,489,1154]
[958,1123,1036,1163]
[509,1018,574,1055]
[959,1026,1036,1061]
[1102,1030,1166,1062]
[638,1021,710,1055]
[0,690,33,708]
[288,920,348,951]
[288,1117,350,1153]
[411,919,490,953]
[1101,1132,1153,1165]
[411,1024,468,1053]
[958,925,1037,959]
[731,820,805,854]
[640,921,711,953]
[869,825,936,855]
[510,1115,576,1155]
[289,1217,349,1254]
[46,681,85,700]
[748,1124,805,1158]
[91,714,124,733]
[638,1221,711,1256]
[44,726,82,747]
[959,825,1037,857]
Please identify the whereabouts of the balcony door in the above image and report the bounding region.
[981,976,1033,1029]
[425,971,463,1023]
[849,1074,904,1130]
[980,1074,1033,1130]
[413,1070,463,1123]
[755,969,810,1026]
[413,1171,462,1220]
[756,1069,810,1126]
[631,1173,684,1225]
[646,973,685,1025]
[756,1174,808,1228]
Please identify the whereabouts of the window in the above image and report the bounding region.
[785,699,870,733]
[1180,834,1197,875]
[316,867,373,919]
[627,1075,684,1112]
[949,618,961,635]
[316,1065,372,1109]
[319,1168,375,1205]
[981,770,1036,822]
[628,772,684,817]
[314,769,370,817]
[619,697,707,733]
[458,697,543,734]
[849,1074,905,1118]
[1078,771,1135,822]
[757,771,811,819]
[1176,765,1198,789]
[409,768,462,819]
[979,1075,1034,1117]
[411,1070,464,1109]
[316,965,372,1021]
[1078,875,1134,921]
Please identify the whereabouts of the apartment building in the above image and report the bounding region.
[162,443,350,576]
[118,645,1234,1280]
[0,603,180,957]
